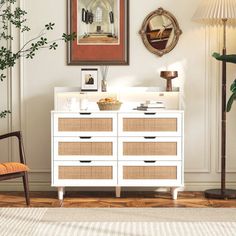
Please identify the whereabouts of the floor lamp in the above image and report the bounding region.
[193,0,236,199]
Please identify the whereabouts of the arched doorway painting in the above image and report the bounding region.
[67,0,129,65]
[78,0,119,45]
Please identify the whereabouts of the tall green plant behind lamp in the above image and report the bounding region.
[192,0,236,199]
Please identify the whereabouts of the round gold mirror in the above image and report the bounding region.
[139,7,182,57]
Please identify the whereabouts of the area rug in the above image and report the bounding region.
[1,208,236,236]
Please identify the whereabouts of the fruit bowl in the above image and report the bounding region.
[97,98,122,111]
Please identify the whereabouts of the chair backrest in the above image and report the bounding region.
[0,131,26,165]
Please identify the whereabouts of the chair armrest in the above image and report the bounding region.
[0,131,21,140]
[0,131,26,165]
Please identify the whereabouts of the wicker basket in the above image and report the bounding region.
[97,102,122,111]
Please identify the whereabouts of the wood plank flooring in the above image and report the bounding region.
[1,191,236,208]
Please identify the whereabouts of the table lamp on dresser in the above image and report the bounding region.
[192,0,236,199]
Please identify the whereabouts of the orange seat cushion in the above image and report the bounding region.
[0,162,29,175]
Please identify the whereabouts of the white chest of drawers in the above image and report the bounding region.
[51,110,184,200]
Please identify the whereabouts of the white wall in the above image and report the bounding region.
[1,0,236,191]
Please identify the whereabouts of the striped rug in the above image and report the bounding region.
[1,208,236,236]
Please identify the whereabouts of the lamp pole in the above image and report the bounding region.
[221,19,227,193]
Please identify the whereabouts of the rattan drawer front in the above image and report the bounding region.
[54,137,117,161]
[58,118,112,132]
[53,113,117,136]
[123,142,177,156]
[59,166,113,180]
[118,161,182,186]
[118,112,182,137]
[53,161,117,186]
[59,142,113,156]
[123,118,177,132]
[118,137,181,161]
[123,166,177,180]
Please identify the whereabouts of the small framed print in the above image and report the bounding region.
[81,68,98,91]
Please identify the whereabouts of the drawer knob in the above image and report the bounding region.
[80,137,92,139]
[144,161,156,163]
[79,161,92,163]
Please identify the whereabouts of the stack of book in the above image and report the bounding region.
[135,101,165,111]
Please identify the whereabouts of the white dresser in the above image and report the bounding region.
[51,110,184,200]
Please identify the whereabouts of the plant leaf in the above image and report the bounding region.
[212,52,236,64]
[230,79,236,93]
[227,93,236,112]
[0,110,11,118]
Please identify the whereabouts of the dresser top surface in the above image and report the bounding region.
[51,109,184,114]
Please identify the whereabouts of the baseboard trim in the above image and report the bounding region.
[1,182,236,192]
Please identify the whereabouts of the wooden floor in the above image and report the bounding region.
[1,191,236,208]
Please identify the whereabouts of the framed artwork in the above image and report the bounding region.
[81,68,98,91]
[67,0,129,65]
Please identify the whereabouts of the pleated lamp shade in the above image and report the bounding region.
[192,0,236,25]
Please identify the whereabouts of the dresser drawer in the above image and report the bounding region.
[118,112,182,136]
[53,161,117,186]
[118,161,182,186]
[53,113,117,136]
[118,137,181,161]
[53,137,117,161]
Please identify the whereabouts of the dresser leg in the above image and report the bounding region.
[58,187,64,200]
[171,187,178,200]
[116,186,121,198]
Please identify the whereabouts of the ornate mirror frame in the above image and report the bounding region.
[139,7,182,57]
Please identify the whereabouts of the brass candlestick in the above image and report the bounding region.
[160,71,178,92]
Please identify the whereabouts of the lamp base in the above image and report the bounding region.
[205,189,236,199]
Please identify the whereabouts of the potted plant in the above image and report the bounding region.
[0,0,75,118]
[213,53,236,112]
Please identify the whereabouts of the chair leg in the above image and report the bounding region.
[22,172,30,206]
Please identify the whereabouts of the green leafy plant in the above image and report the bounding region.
[212,53,236,112]
[0,0,76,118]
[227,79,236,112]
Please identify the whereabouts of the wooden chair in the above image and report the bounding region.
[0,131,30,206]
